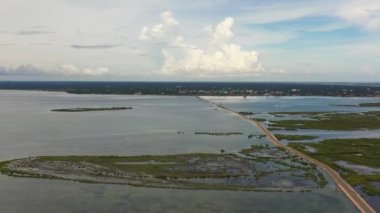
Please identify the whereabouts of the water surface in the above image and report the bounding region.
[0,91,357,212]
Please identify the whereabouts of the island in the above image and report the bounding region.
[274,134,319,141]
[0,145,327,192]
[51,107,132,112]
[194,132,243,136]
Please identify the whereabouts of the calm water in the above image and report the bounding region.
[205,96,380,140]
[0,91,356,212]
[205,95,380,211]
[204,96,380,113]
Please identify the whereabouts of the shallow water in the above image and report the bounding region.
[0,91,357,212]
[205,95,380,211]
[0,174,356,213]
[205,96,380,141]
[0,91,266,161]
[204,96,380,114]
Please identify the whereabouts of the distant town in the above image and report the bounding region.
[1,81,380,97]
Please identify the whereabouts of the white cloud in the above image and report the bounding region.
[0,63,46,76]
[138,11,179,42]
[0,63,109,76]
[236,0,380,32]
[57,64,110,76]
[337,0,380,31]
[140,12,261,76]
[238,4,326,25]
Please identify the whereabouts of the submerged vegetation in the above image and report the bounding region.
[268,112,331,116]
[289,138,380,196]
[359,103,380,107]
[331,103,380,107]
[52,107,132,112]
[269,111,380,130]
[238,112,255,115]
[247,134,266,139]
[0,145,327,191]
[274,134,319,141]
[252,118,266,122]
[194,132,243,136]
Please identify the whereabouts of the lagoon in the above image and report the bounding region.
[0,91,356,212]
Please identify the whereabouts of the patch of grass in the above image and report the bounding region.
[252,118,266,122]
[238,112,255,115]
[289,138,380,195]
[194,132,243,136]
[240,145,269,155]
[52,107,132,112]
[330,103,380,107]
[330,104,358,107]
[267,127,284,131]
[274,134,319,141]
[269,111,380,130]
[269,112,332,116]
[359,103,380,107]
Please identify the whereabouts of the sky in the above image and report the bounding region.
[0,0,379,82]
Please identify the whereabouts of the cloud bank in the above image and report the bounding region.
[0,64,109,77]
[337,0,380,31]
[239,0,380,31]
[16,30,54,35]
[70,44,120,49]
[139,11,261,76]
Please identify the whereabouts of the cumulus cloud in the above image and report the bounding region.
[139,11,179,42]
[139,12,261,76]
[0,64,109,76]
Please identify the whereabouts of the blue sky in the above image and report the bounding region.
[0,0,379,81]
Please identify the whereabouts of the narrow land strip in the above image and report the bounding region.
[199,97,375,213]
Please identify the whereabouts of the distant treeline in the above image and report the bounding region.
[0,81,380,97]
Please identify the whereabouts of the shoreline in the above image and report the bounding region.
[198,97,375,213]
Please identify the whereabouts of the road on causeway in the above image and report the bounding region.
[200,97,375,213]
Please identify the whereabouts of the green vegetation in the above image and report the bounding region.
[289,138,380,196]
[274,134,319,141]
[267,127,285,131]
[269,111,380,130]
[239,145,269,155]
[194,132,243,136]
[238,112,255,115]
[239,145,327,188]
[269,112,332,116]
[330,104,358,107]
[252,118,266,122]
[247,134,266,139]
[0,148,327,191]
[330,103,380,107]
[359,102,380,107]
[52,107,132,112]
